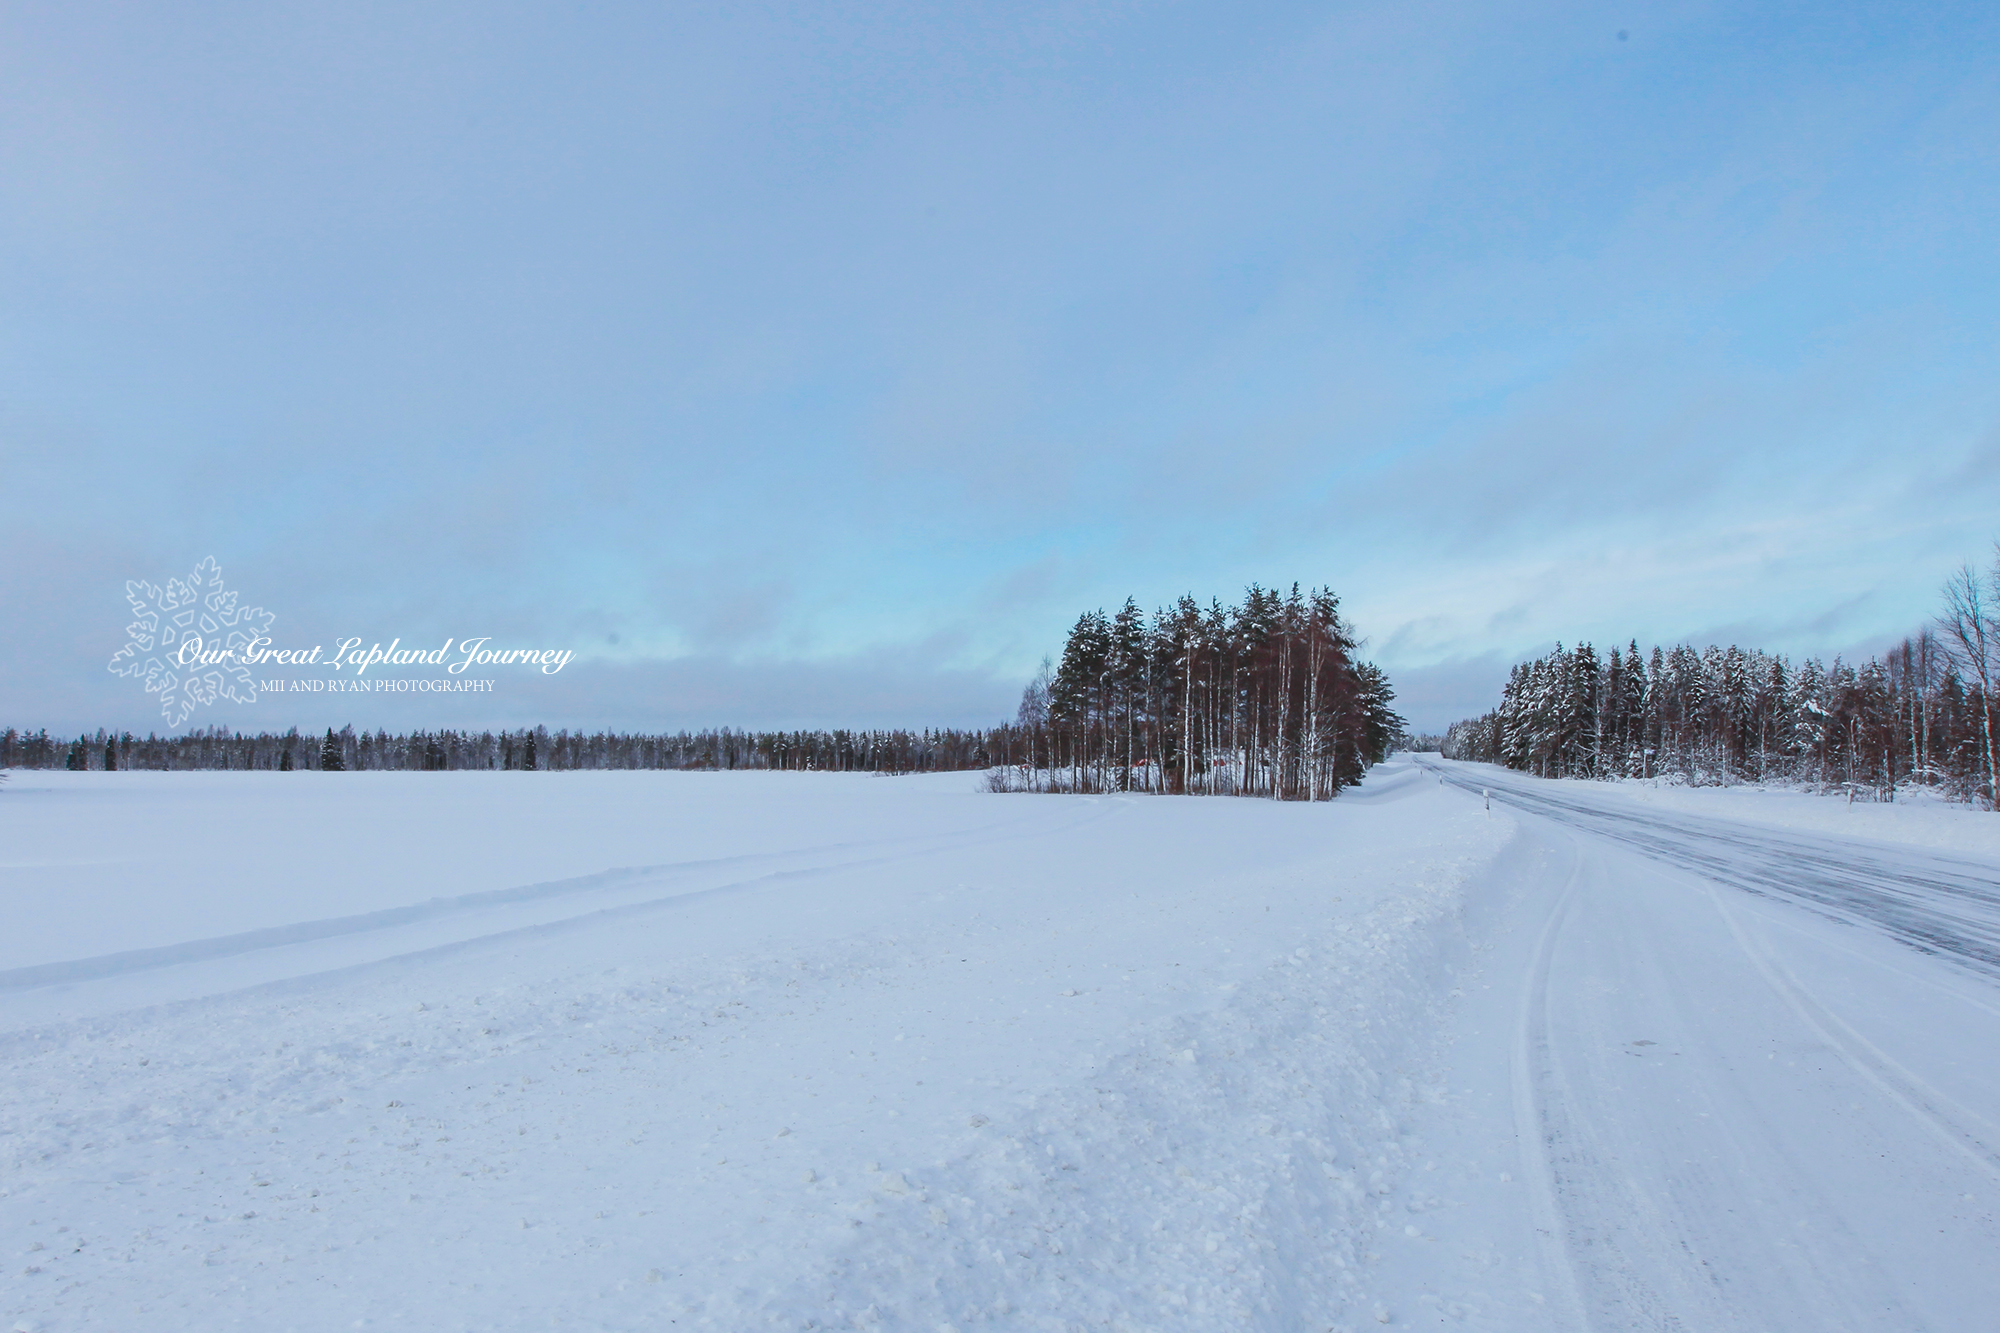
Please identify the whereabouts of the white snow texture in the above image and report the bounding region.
[2,759,1996,1330]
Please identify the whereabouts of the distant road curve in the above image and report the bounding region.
[1413,757,2000,978]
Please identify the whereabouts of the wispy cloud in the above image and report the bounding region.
[5,0,1998,734]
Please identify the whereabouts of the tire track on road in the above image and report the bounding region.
[1707,885,2000,1185]
[1511,843,1590,1332]
[1417,760,2000,977]
[1488,821,1938,1331]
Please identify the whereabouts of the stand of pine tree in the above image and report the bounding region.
[987,584,1404,800]
[1442,632,1987,803]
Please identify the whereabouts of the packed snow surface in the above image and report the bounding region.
[1517,768,2000,862]
[3,760,1997,1330]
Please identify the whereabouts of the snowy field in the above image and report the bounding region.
[3,760,1997,1330]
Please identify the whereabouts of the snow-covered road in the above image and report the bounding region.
[1426,760,2000,975]
[1411,758,2000,1330]
[3,762,1996,1330]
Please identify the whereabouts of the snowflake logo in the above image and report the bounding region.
[108,556,276,728]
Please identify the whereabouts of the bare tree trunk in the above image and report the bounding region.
[1940,564,2000,810]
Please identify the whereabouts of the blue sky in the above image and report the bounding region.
[5,0,1998,734]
